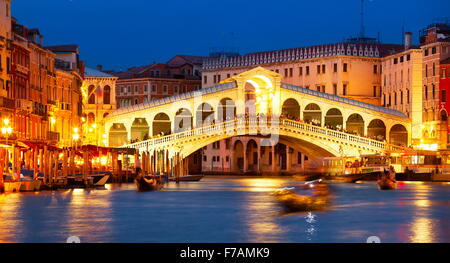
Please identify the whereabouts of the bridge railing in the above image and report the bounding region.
[125,117,397,152]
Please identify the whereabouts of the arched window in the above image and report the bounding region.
[103,85,111,104]
[88,85,96,104]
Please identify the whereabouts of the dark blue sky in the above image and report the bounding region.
[12,0,449,71]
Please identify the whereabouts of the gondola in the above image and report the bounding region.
[377,179,397,190]
[134,175,163,192]
[272,183,331,212]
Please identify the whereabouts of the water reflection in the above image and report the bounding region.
[0,178,449,242]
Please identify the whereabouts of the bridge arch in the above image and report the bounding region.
[174,108,193,133]
[196,102,215,127]
[218,98,236,122]
[367,119,386,141]
[153,113,171,136]
[303,103,322,125]
[389,124,408,146]
[246,139,259,172]
[346,113,365,136]
[233,140,245,172]
[131,118,150,141]
[324,108,343,129]
[282,98,300,119]
[109,123,128,147]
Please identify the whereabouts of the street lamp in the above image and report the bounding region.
[1,118,13,145]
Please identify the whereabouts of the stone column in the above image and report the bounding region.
[243,143,248,173]
[271,144,276,172]
[286,146,291,172]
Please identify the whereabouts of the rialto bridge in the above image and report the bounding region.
[104,67,410,164]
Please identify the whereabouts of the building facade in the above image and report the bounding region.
[420,22,450,149]
[114,55,204,109]
[381,33,423,145]
[82,67,117,146]
[201,137,312,175]
[202,42,404,105]
[0,0,13,135]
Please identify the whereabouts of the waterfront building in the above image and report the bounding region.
[201,137,311,175]
[114,55,204,109]
[419,22,450,149]
[440,58,450,148]
[202,41,404,105]
[82,67,117,146]
[46,45,84,147]
[381,32,423,146]
[0,0,13,131]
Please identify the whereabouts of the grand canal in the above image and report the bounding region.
[0,177,449,243]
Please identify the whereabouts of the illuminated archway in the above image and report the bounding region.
[389,124,408,146]
[153,113,171,136]
[282,98,300,119]
[346,114,365,136]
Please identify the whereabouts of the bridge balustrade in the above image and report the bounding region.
[125,117,400,153]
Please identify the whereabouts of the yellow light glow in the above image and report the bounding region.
[72,133,80,140]
[92,124,97,129]
[73,127,79,133]
[102,133,107,139]
[6,127,11,134]
[3,119,9,126]
[50,117,56,125]
[100,156,107,166]
[81,117,86,123]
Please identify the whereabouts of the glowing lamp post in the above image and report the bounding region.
[1,118,13,145]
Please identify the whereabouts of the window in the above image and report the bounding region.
[306,66,310,75]
[212,156,216,162]
[225,139,230,149]
[144,85,148,92]
[373,65,378,74]
[289,68,293,77]
[316,86,321,92]
[317,65,321,74]
[203,76,207,84]
[152,85,156,92]
[103,86,111,104]
[275,69,279,73]
[400,56,404,63]
[343,63,348,72]
[299,67,303,76]
[425,49,429,56]
[433,63,436,76]
[388,93,391,106]
[174,86,179,93]
[400,91,403,104]
[333,63,337,73]
[227,73,230,78]
[343,84,347,95]
[213,75,216,83]
[442,69,447,79]
[394,58,398,64]
[373,86,377,97]
[203,156,207,162]
[333,84,337,95]
[163,85,168,94]
[88,85,95,104]
[284,68,288,77]
[6,3,9,17]
[407,89,410,104]
[305,85,310,90]
[442,90,447,103]
[432,84,435,99]
[226,156,230,162]
[432,47,437,54]
[134,86,138,93]
[394,92,397,105]
[426,64,428,77]
[425,85,428,100]
[134,98,138,105]
[383,94,386,106]
[407,54,411,61]
[321,64,325,74]
[297,152,302,164]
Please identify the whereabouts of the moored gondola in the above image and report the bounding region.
[134,175,163,192]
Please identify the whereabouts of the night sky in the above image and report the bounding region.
[12,0,450,71]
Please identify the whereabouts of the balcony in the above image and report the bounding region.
[47,131,60,142]
[0,96,15,109]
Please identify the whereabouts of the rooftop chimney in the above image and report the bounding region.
[404,32,412,50]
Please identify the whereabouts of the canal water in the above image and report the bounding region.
[0,176,450,243]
